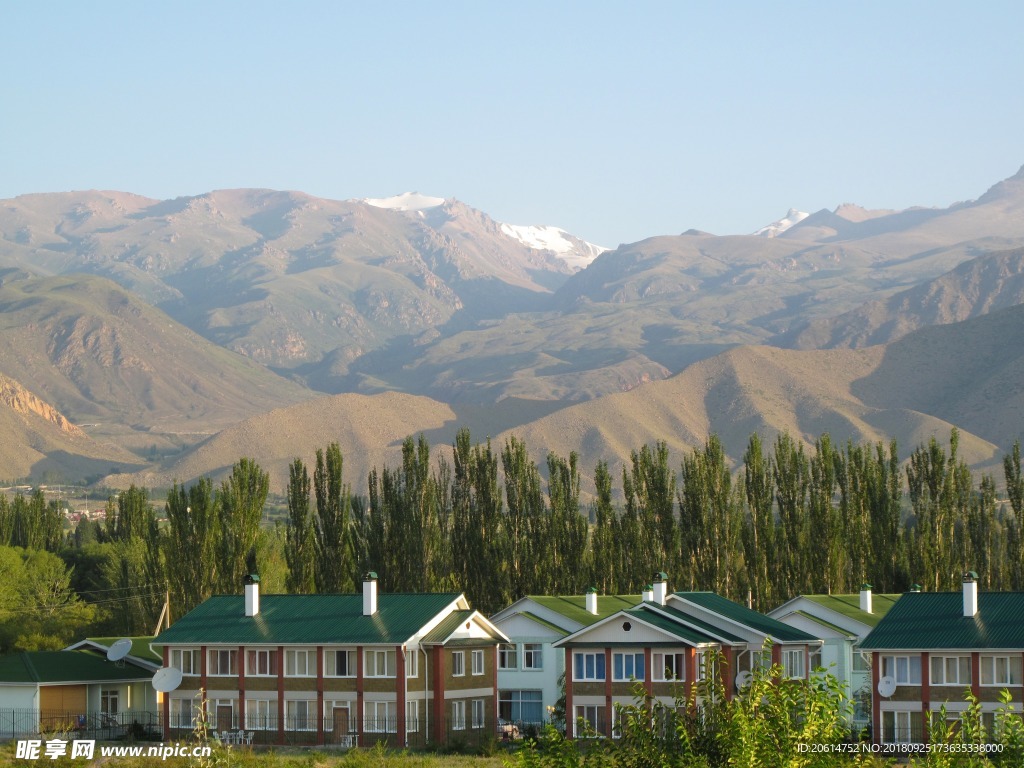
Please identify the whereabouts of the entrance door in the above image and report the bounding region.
[332,707,350,746]
[217,705,233,734]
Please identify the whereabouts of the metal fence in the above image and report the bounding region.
[0,709,161,741]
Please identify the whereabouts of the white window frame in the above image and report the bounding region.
[452,651,465,677]
[523,643,543,670]
[245,699,273,731]
[406,700,419,733]
[471,649,485,676]
[100,689,119,716]
[364,701,397,733]
[613,651,645,681]
[170,648,200,675]
[882,655,922,685]
[882,709,920,744]
[286,700,315,731]
[452,700,466,731]
[574,704,603,736]
[246,649,278,677]
[980,655,1022,686]
[322,701,350,732]
[653,652,686,682]
[498,644,518,670]
[930,655,971,686]
[364,649,396,678]
[169,697,196,728]
[573,651,606,681]
[207,649,237,676]
[471,699,485,729]
[406,650,418,679]
[285,649,314,677]
[782,649,805,679]
[325,649,355,678]
[208,698,237,729]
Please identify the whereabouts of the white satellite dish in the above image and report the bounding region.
[152,667,183,693]
[877,675,896,698]
[735,670,753,690]
[107,638,133,662]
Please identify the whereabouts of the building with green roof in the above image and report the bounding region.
[769,585,900,729]
[535,573,821,739]
[858,574,1024,746]
[151,572,507,749]
[0,650,158,738]
[489,591,642,731]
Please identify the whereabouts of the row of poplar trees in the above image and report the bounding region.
[280,427,1024,615]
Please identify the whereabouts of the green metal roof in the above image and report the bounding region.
[526,594,642,627]
[647,604,747,644]
[792,610,856,637]
[860,592,1024,650]
[624,606,722,646]
[519,612,570,637]
[800,593,901,628]
[83,637,162,664]
[0,651,153,684]
[154,593,461,646]
[422,610,476,644]
[672,592,818,643]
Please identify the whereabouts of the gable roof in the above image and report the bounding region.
[420,609,508,645]
[0,651,153,685]
[153,592,462,646]
[859,592,1024,650]
[799,593,901,628]
[671,592,818,643]
[514,595,642,628]
[65,637,162,666]
[554,603,723,648]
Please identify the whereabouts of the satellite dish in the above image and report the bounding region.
[735,670,753,690]
[877,676,896,698]
[107,638,133,662]
[152,666,183,693]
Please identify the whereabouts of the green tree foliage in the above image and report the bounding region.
[314,443,354,593]
[165,477,218,614]
[285,458,315,594]
[215,457,270,594]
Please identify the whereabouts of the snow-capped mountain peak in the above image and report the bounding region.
[363,192,446,211]
[753,208,809,237]
[499,223,608,270]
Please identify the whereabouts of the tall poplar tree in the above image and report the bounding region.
[285,458,315,594]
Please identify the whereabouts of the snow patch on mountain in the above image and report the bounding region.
[364,192,445,211]
[499,223,608,269]
[753,208,810,237]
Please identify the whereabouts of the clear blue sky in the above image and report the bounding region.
[2,1,1022,247]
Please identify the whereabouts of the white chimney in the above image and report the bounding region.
[244,574,260,617]
[585,587,599,615]
[652,572,668,606]
[859,583,873,614]
[963,571,978,617]
[363,571,378,616]
[642,584,654,603]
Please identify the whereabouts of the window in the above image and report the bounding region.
[653,652,686,681]
[209,699,237,730]
[406,650,418,678]
[697,651,716,681]
[852,653,871,673]
[170,649,200,675]
[245,700,273,730]
[498,644,518,670]
[100,689,119,717]
[930,656,971,686]
[285,649,313,677]
[325,649,355,677]
[452,700,466,731]
[207,649,237,676]
[499,690,543,724]
[573,651,606,681]
[472,699,485,729]
[365,649,396,678]
[882,655,922,685]
[574,705,604,737]
[981,655,1022,686]
[286,700,314,731]
[882,710,923,744]
[471,649,485,675]
[782,649,805,679]
[406,700,419,733]
[613,652,645,681]
[246,649,278,676]
[523,644,543,670]
[324,701,352,733]
[365,701,397,733]
[169,698,195,728]
[452,651,465,677]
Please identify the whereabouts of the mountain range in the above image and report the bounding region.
[2,165,1024,493]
